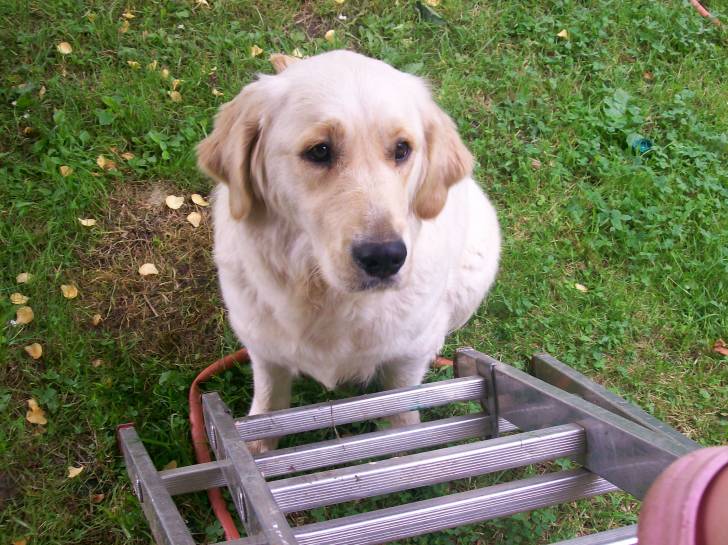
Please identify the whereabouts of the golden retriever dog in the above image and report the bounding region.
[197,50,500,450]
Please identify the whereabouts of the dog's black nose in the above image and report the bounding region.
[352,239,407,278]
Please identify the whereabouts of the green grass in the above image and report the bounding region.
[1,1,727,544]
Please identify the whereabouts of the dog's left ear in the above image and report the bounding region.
[415,103,473,220]
[270,53,300,74]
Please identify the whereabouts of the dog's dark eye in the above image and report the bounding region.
[394,140,411,163]
[304,143,332,164]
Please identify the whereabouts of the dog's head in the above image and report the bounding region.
[197,50,472,292]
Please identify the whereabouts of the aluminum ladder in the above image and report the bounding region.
[118,349,700,545]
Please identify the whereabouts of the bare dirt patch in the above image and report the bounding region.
[79,181,224,359]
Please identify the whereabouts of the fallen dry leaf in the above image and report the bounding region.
[168,90,182,102]
[292,48,304,59]
[127,60,140,69]
[78,218,97,227]
[10,293,29,305]
[26,398,47,425]
[643,71,654,81]
[163,460,178,470]
[196,0,210,7]
[186,211,202,227]
[16,306,34,324]
[122,9,135,19]
[147,60,158,71]
[12,539,28,545]
[713,339,728,357]
[161,68,170,79]
[171,78,181,91]
[531,158,542,169]
[90,493,105,504]
[191,193,210,206]
[57,42,73,55]
[91,313,103,326]
[61,284,79,299]
[67,466,84,479]
[334,0,345,4]
[250,44,263,57]
[325,30,336,42]
[39,85,47,98]
[91,358,104,368]
[60,165,73,177]
[557,29,569,39]
[212,88,223,97]
[119,19,130,33]
[165,195,184,209]
[138,263,159,276]
[24,343,43,360]
[16,272,31,284]
[574,283,588,293]
[120,151,135,160]
[96,155,117,171]
[425,0,440,5]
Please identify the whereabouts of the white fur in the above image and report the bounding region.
[201,51,501,442]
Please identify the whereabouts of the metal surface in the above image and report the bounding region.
[117,426,196,545]
[233,376,486,440]
[202,393,297,545]
[550,525,638,545]
[532,352,699,451]
[459,349,697,498]
[269,424,586,513]
[221,469,618,545]
[161,414,519,496]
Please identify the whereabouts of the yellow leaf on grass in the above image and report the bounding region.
[557,29,569,39]
[171,78,181,91]
[26,398,47,425]
[574,283,588,292]
[16,306,34,324]
[57,42,73,55]
[165,195,184,209]
[250,45,263,57]
[425,0,440,6]
[147,60,158,71]
[168,90,182,102]
[187,211,202,227]
[163,460,178,470]
[16,272,32,284]
[91,313,103,326]
[119,19,130,33]
[127,60,140,69]
[92,358,104,368]
[138,263,159,276]
[122,9,135,19]
[78,218,97,227]
[10,293,29,305]
[292,48,304,59]
[96,155,117,171]
[13,538,28,545]
[60,165,73,177]
[196,0,210,7]
[325,30,336,42]
[24,343,43,360]
[531,158,542,169]
[61,284,79,298]
[39,85,47,98]
[334,0,345,4]
[211,88,223,97]
[161,68,170,79]
[191,193,210,206]
[121,151,135,160]
[713,339,728,357]
[67,466,84,479]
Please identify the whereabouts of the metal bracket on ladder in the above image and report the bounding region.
[118,350,700,545]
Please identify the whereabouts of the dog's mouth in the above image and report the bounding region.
[356,274,400,292]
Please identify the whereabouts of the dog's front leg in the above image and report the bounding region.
[379,358,431,428]
[247,355,293,454]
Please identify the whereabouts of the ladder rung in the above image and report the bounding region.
[549,525,638,545]
[161,414,517,495]
[220,469,618,545]
[270,423,586,513]
[233,376,487,441]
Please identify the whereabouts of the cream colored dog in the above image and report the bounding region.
[197,51,500,448]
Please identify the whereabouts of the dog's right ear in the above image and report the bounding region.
[197,83,266,220]
[269,53,300,74]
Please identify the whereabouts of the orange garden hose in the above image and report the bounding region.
[690,0,721,24]
[188,349,453,540]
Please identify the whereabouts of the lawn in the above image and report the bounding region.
[1,1,726,544]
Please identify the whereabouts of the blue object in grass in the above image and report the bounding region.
[627,133,653,154]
